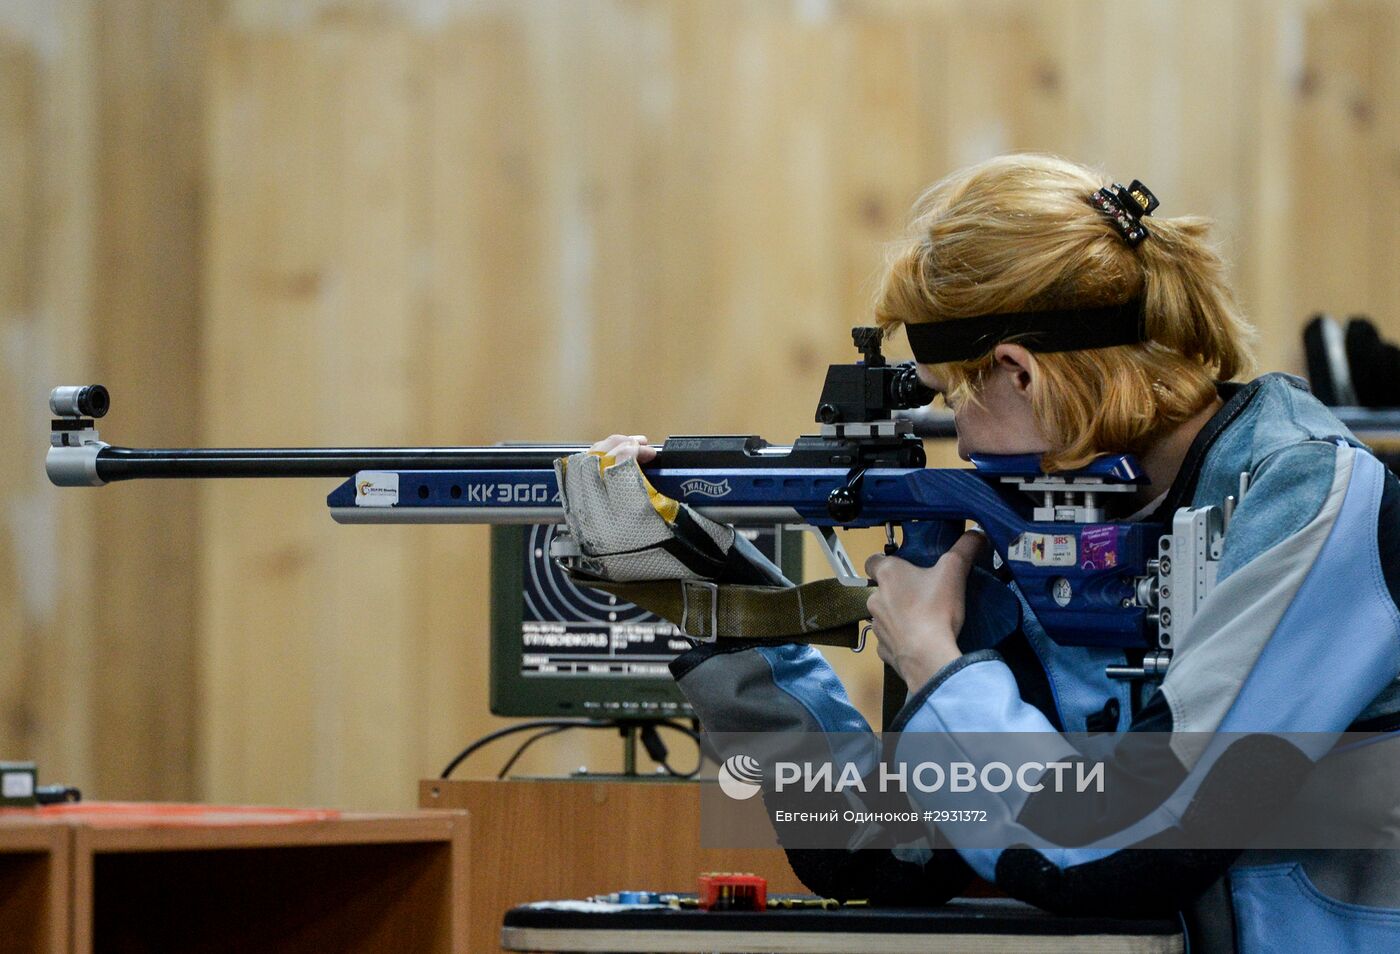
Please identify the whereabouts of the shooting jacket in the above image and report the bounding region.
[671,373,1400,953]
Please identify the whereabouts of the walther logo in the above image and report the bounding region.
[680,478,732,498]
[718,754,764,800]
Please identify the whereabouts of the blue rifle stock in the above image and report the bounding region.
[323,446,1159,653]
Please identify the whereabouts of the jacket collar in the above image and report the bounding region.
[1145,374,1308,521]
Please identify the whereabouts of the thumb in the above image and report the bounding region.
[942,529,988,572]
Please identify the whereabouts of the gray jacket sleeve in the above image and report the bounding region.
[672,641,974,903]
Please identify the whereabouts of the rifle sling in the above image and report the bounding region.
[563,573,872,650]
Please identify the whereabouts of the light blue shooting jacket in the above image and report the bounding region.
[670,373,1400,953]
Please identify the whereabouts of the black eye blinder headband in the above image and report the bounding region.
[902,299,1148,365]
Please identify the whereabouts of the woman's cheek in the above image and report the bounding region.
[952,407,989,456]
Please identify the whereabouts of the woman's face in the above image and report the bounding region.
[915,346,1051,461]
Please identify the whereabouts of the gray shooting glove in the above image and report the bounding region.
[552,450,787,586]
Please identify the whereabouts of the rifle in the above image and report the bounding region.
[48,328,1210,697]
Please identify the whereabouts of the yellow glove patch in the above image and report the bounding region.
[587,450,679,524]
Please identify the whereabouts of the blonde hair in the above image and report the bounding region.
[875,153,1255,471]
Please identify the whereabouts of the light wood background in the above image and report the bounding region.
[3,0,1399,810]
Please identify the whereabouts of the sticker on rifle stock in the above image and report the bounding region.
[354,471,399,507]
[1007,532,1076,567]
[1079,525,1122,570]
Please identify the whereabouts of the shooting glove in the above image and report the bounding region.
[554,450,786,586]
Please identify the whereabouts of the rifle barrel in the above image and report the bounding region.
[55,434,905,486]
[93,445,586,482]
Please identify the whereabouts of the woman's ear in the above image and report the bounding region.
[992,343,1035,394]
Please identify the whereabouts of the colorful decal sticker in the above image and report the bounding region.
[1007,532,1076,567]
[1079,525,1122,570]
[354,471,399,507]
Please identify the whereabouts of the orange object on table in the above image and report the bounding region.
[698,872,767,911]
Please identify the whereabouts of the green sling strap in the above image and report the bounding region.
[563,573,874,650]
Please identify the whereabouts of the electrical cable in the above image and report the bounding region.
[439,719,613,779]
[648,720,706,779]
[496,725,572,779]
[442,717,709,781]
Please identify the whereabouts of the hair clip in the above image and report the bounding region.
[1089,179,1159,246]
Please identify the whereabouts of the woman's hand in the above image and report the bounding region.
[864,530,987,692]
[589,433,657,464]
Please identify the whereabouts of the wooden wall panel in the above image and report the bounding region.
[0,0,101,794]
[0,36,42,769]
[408,14,569,777]
[11,0,1400,810]
[1293,6,1374,330]
[1292,1,1400,356]
[203,27,425,807]
[1231,0,1301,377]
[89,0,215,801]
[1,0,210,800]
